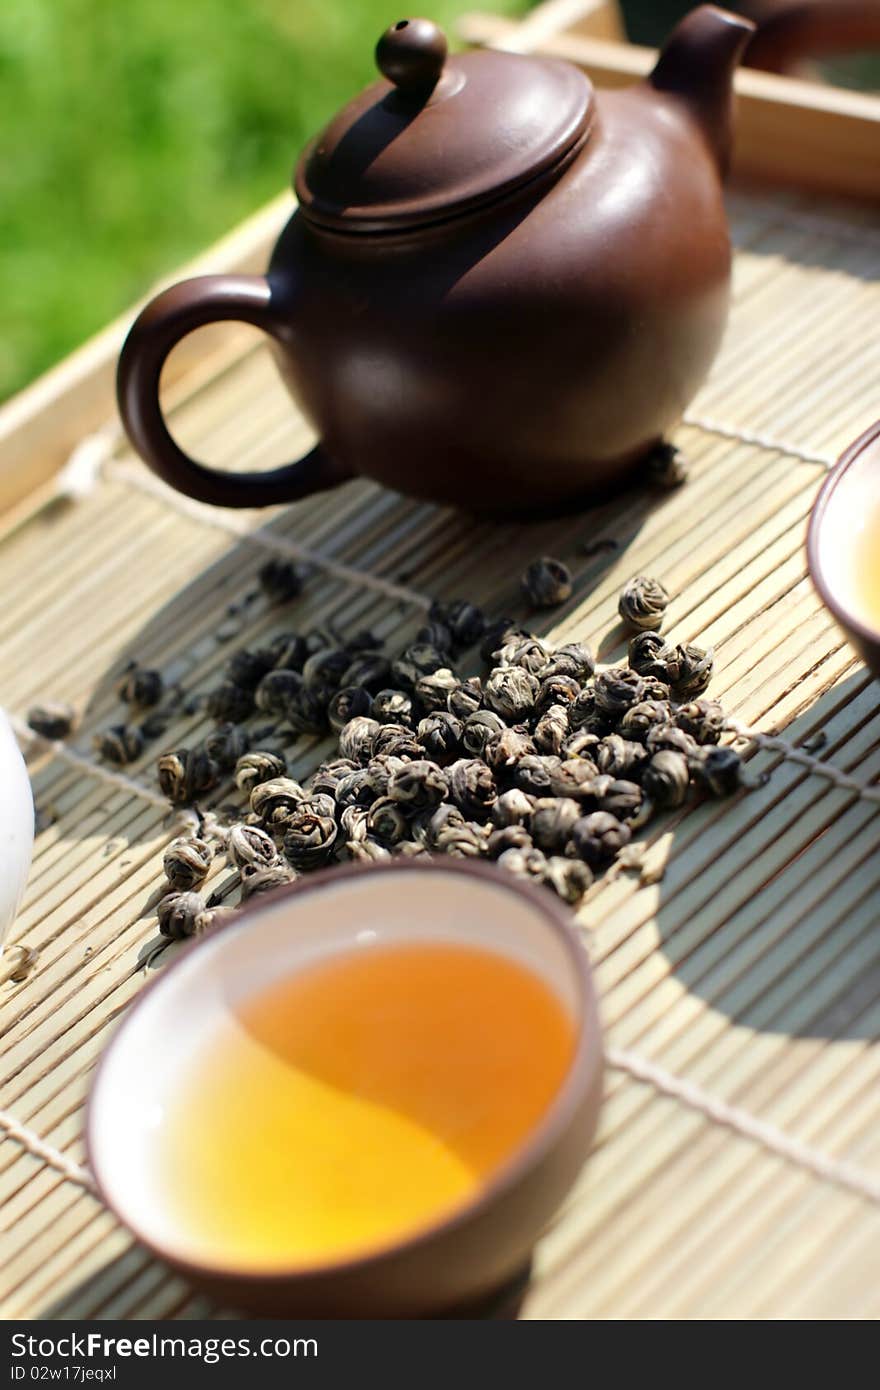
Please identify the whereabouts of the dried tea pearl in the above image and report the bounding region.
[417,712,463,763]
[560,729,601,762]
[93,725,144,766]
[372,688,414,726]
[448,677,484,720]
[628,631,680,684]
[427,802,467,847]
[341,653,392,693]
[407,810,435,847]
[484,726,537,779]
[496,636,551,676]
[416,667,460,714]
[202,722,250,771]
[513,754,561,798]
[416,619,454,653]
[206,681,255,724]
[163,836,213,892]
[618,575,670,632]
[396,839,428,858]
[462,709,507,757]
[671,643,714,699]
[225,647,276,690]
[387,760,448,813]
[596,734,648,779]
[535,674,582,718]
[308,758,357,800]
[567,687,603,733]
[488,824,533,858]
[479,618,529,664]
[570,811,631,868]
[364,754,407,800]
[250,777,305,823]
[239,864,297,900]
[283,801,338,869]
[302,647,351,698]
[346,838,392,863]
[338,715,380,765]
[521,557,572,609]
[692,745,743,796]
[345,628,382,654]
[530,797,581,853]
[268,632,308,672]
[389,660,420,692]
[258,558,304,603]
[549,758,597,802]
[674,698,726,746]
[328,686,372,733]
[649,441,688,488]
[308,792,337,820]
[27,702,76,741]
[443,600,486,652]
[366,796,409,845]
[497,845,548,881]
[234,750,286,795]
[642,750,690,808]
[371,724,424,761]
[593,667,645,720]
[339,804,370,843]
[433,820,487,858]
[544,856,593,904]
[158,750,189,804]
[285,686,329,736]
[117,667,163,708]
[332,768,376,810]
[640,677,672,703]
[484,665,539,721]
[393,643,445,682]
[491,788,535,828]
[255,669,302,718]
[448,758,497,818]
[227,824,279,872]
[619,699,673,743]
[157,890,209,940]
[595,777,644,821]
[645,722,699,760]
[540,643,595,683]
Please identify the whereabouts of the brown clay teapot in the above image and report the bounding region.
[117,7,754,517]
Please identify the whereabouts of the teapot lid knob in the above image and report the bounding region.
[375,18,448,96]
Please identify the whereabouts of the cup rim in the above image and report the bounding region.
[807,417,880,650]
[86,856,602,1288]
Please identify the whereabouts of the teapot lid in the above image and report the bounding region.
[295,18,595,233]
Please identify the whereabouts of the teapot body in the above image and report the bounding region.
[268,85,731,514]
[117,9,754,516]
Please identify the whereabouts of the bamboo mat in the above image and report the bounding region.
[1,183,879,1321]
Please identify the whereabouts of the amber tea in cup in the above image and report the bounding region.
[158,939,574,1271]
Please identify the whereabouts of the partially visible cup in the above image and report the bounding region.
[0,709,34,953]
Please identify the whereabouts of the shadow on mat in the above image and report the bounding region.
[41,1239,531,1320]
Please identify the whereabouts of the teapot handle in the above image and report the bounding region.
[116,275,347,508]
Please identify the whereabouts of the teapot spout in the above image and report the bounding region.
[649,5,755,178]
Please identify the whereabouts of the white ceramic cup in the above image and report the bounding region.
[0,709,35,952]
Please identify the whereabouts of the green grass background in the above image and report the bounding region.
[0,0,528,402]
